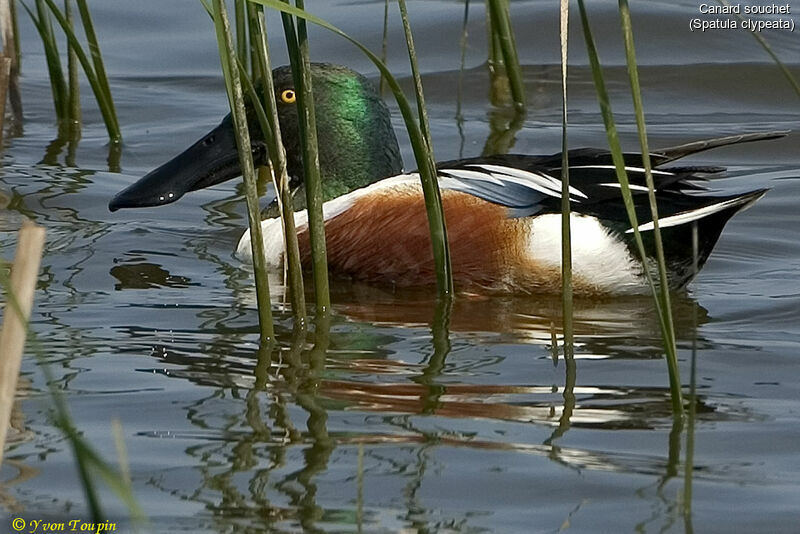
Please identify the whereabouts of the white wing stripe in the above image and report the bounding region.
[626,196,745,233]
[600,183,650,191]
[465,164,588,200]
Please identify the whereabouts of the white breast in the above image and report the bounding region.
[235,174,422,265]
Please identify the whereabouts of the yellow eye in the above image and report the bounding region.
[280,89,296,104]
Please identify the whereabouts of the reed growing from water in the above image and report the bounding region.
[557,0,574,353]
[253,0,454,298]
[211,0,275,341]
[485,0,524,112]
[65,0,80,135]
[247,2,307,329]
[279,0,332,314]
[23,0,120,142]
[397,0,453,296]
[577,0,683,415]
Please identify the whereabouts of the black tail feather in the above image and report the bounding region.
[653,131,788,165]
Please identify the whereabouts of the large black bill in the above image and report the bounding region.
[109,115,246,212]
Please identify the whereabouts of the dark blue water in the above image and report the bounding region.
[1,1,799,532]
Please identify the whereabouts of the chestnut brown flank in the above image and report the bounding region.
[295,184,565,291]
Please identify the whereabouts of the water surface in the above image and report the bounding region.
[1,1,799,532]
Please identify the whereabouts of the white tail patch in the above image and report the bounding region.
[526,213,646,294]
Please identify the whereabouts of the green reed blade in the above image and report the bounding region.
[618,0,682,414]
[246,2,263,81]
[235,0,248,70]
[24,0,68,122]
[397,0,453,296]
[558,0,573,355]
[42,0,121,142]
[380,0,389,95]
[249,2,307,328]
[279,0,331,315]
[202,0,304,326]
[212,0,275,341]
[74,0,119,141]
[10,0,21,71]
[485,0,525,112]
[65,0,81,135]
[397,0,432,153]
[577,0,683,415]
[252,0,454,297]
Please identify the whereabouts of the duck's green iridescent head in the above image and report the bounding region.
[109,63,402,211]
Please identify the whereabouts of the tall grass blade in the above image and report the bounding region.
[235,0,247,69]
[65,0,80,136]
[74,0,119,141]
[618,0,681,414]
[397,0,453,296]
[246,2,263,80]
[379,0,389,95]
[455,0,470,158]
[0,57,9,142]
[485,0,506,107]
[248,2,307,328]
[397,0,432,152]
[485,0,524,111]
[42,0,121,142]
[212,0,275,341]
[558,0,573,355]
[24,0,68,122]
[576,0,683,415]
[280,0,331,315]
[4,0,23,127]
[252,0,454,296]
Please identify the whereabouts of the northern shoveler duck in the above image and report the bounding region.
[109,63,782,295]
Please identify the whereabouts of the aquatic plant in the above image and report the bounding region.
[252,0,455,298]
[577,0,683,414]
[22,0,120,142]
[210,0,275,341]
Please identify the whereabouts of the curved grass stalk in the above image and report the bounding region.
[576,0,683,416]
[397,0,452,296]
[212,0,274,341]
[250,0,454,298]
